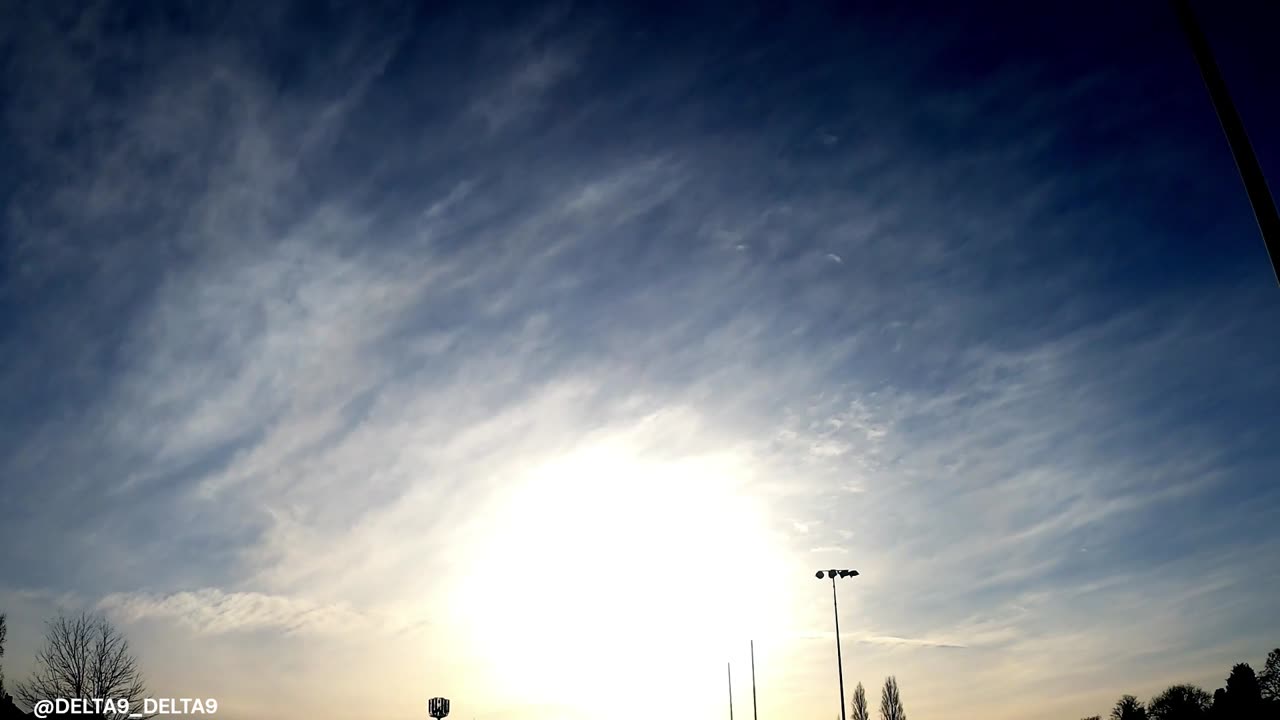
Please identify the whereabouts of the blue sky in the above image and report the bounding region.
[2,1,1279,719]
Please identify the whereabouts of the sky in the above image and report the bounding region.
[2,1,1280,719]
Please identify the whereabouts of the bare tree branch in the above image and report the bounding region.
[14,613,156,720]
[851,681,869,720]
[879,676,906,720]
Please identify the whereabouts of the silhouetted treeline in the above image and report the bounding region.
[1083,648,1280,720]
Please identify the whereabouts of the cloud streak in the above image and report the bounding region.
[97,589,423,637]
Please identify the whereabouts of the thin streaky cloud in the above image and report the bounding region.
[2,3,1279,720]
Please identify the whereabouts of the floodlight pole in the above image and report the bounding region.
[728,662,735,720]
[816,570,859,720]
[751,640,759,720]
[1169,0,1280,286]
[831,575,847,720]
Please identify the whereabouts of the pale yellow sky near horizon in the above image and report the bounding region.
[1,412,1270,720]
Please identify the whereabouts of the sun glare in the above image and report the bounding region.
[451,435,796,718]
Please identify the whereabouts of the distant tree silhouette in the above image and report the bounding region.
[0,612,7,696]
[1148,684,1212,720]
[1226,664,1261,700]
[14,613,155,720]
[1218,663,1263,719]
[1112,694,1149,720]
[1211,688,1228,719]
[1258,649,1280,703]
[879,676,905,720]
[1081,715,1102,720]
[852,682,869,720]
[1083,650,1280,720]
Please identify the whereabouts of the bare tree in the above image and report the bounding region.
[851,681,869,720]
[879,676,906,720]
[1259,648,1280,703]
[1112,694,1148,720]
[14,613,155,720]
[1,612,7,696]
[1147,684,1211,720]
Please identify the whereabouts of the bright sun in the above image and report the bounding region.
[450,435,797,719]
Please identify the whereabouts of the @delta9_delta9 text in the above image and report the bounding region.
[31,697,219,718]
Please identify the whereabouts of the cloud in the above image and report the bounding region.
[796,630,969,650]
[97,589,419,637]
[2,3,1279,720]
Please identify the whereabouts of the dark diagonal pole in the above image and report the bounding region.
[831,577,846,720]
[728,662,734,720]
[750,640,759,720]
[1170,0,1280,286]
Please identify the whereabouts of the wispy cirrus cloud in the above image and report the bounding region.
[2,3,1279,720]
[97,589,425,637]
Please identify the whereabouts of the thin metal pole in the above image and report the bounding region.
[728,662,734,720]
[1169,0,1280,286]
[832,576,847,720]
[751,640,759,720]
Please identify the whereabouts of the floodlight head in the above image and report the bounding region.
[849,570,860,576]
[828,569,838,577]
[838,570,851,577]
[428,698,450,720]
[815,571,825,579]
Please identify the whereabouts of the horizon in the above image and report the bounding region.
[2,1,1280,719]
